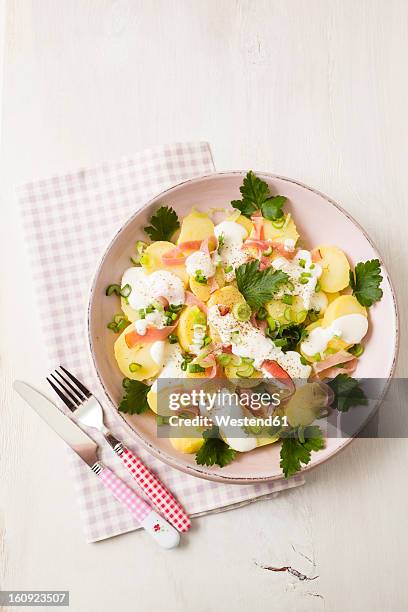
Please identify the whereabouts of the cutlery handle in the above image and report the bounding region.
[94,464,180,549]
[115,444,191,533]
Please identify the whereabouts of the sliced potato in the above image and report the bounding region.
[207,285,245,309]
[141,241,188,285]
[326,291,340,304]
[147,388,157,413]
[316,246,350,292]
[189,276,211,302]
[114,325,161,381]
[177,305,206,352]
[214,266,225,289]
[226,214,253,237]
[177,210,215,249]
[266,295,307,325]
[262,215,300,245]
[285,382,328,427]
[322,295,367,327]
[121,296,139,322]
[256,435,279,447]
[170,436,204,454]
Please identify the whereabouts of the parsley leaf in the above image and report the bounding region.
[280,426,325,478]
[261,196,287,221]
[235,260,289,309]
[195,426,236,468]
[328,374,368,412]
[118,379,150,415]
[231,171,286,220]
[144,206,180,241]
[349,259,383,307]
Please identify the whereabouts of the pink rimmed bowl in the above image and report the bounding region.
[87,172,399,483]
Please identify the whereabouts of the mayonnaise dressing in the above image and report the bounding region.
[272,249,322,309]
[122,267,185,310]
[150,341,166,367]
[150,344,185,394]
[207,305,311,379]
[185,251,215,279]
[301,313,368,356]
[214,221,249,281]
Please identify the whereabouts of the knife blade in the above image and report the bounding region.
[14,381,99,466]
[13,380,180,548]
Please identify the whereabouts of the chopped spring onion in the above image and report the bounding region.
[236,364,254,378]
[107,313,129,333]
[217,354,232,366]
[300,356,309,365]
[194,270,208,284]
[120,284,132,298]
[188,363,206,373]
[129,363,142,372]
[266,316,276,331]
[203,336,212,346]
[106,284,121,296]
[231,330,241,344]
[296,310,307,323]
[262,247,272,256]
[257,306,268,321]
[298,258,306,268]
[272,217,285,229]
[224,265,233,273]
[232,301,251,322]
[122,377,131,389]
[281,294,293,305]
[315,281,321,292]
[349,343,364,357]
[313,353,321,362]
[168,334,178,344]
[284,307,292,322]
[300,277,309,284]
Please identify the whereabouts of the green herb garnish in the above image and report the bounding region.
[231,171,287,220]
[280,426,325,478]
[118,379,150,415]
[144,205,180,241]
[235,260,289,309]
[327,374,368,412]
[195,426,237,468]
[349,259,383,307]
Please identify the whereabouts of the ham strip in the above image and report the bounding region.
[161,245,186,265]
[261,360,295,394]
[251,215,264,240]
[313,350,355,374]
[314,359,358,380]
[125,324,177,348]
[185,291,208,314]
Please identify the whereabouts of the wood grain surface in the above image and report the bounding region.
[1,1,407,611]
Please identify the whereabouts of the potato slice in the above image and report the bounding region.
[262,215,300,244]
[226,214,254,237]
[177,210,215,248]
[177,305,207,352]
[189,276,211,302]
[322,295,367,327]
[141,240,188,285]
[120,296,139,322]
[114,325,161,381]
[207,285,245,309]
[285,382,329,427]
[170,435,204,454]
[316,246,350,292]
[326,291,340,304]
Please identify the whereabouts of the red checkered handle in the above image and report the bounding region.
[115,445,191,533]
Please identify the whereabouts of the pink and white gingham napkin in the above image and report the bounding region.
[18,142,304,543]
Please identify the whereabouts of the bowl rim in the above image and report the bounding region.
[86,170,400,483]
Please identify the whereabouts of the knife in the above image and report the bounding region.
[13,381,180,549]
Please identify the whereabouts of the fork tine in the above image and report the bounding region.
[49,373,81,407]
[46,377,76,411]
[59,365,91,398]
[55,369,86,401]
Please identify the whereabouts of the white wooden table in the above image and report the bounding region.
[1,1,407,610]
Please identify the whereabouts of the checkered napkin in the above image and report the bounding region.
[18,142,304,543]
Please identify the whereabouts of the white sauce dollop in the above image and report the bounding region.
[208,305,311,379]
[301,314,368,357]
[122,267,185,310]
[134,310,166,335]
[150,341,166,367]
[214,221,248,281]
[272,249,322,309]
[185,250,216,279]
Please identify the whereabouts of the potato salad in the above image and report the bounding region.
[105,172,383,477]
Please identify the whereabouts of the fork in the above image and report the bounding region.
[47,366,191,533]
